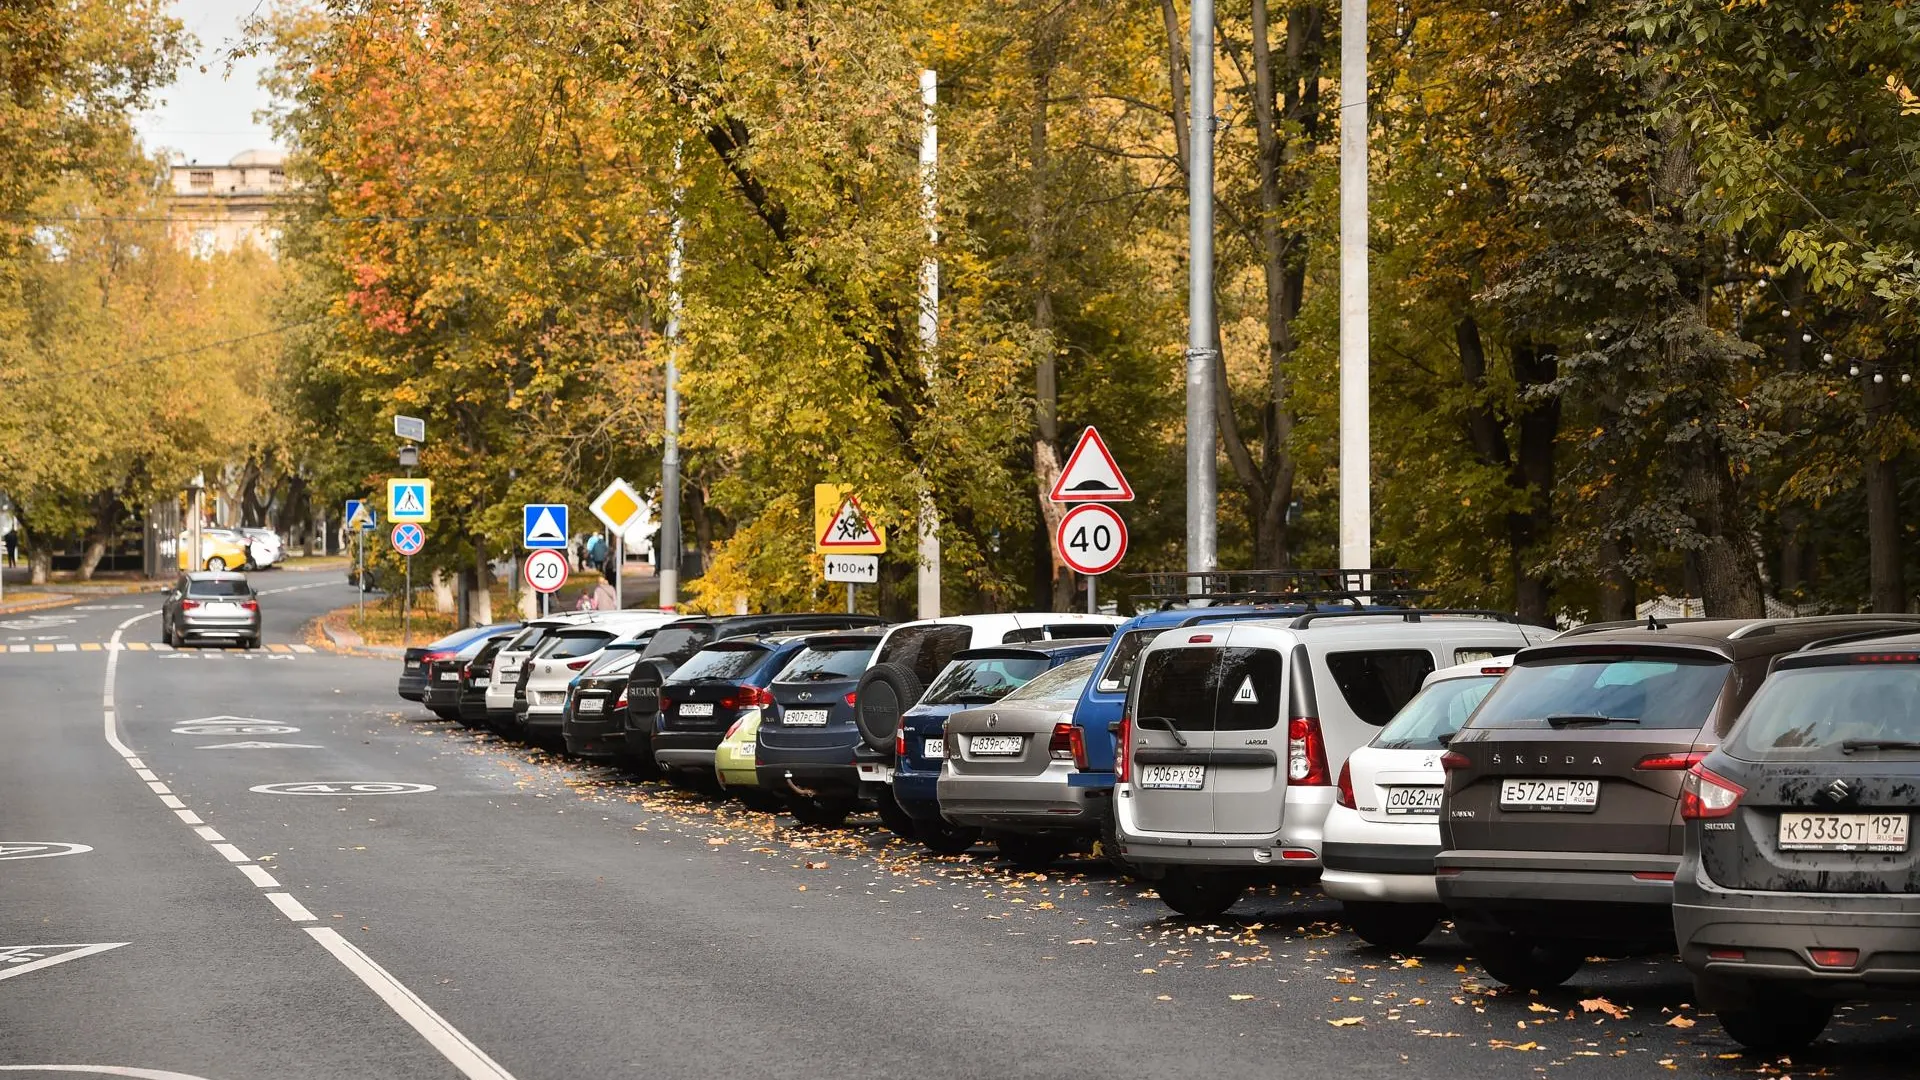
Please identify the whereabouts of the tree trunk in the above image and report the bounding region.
[432,569,456,614]
[1864,370,1905,612]
[1598,535,1635,622]
[1025,11,1074,612]
[76,492,119,581]
[1679,435,1765,618]
[1776,274,1810,600]
[1506,344,1561,625]
[29,546,51,585]
[470,537,493,624]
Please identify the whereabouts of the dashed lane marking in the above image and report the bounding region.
[2,641,315,657]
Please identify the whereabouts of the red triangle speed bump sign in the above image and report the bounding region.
[1049,426,1134,503]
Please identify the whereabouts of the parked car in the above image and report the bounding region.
[519,612,681,743]
[1320,655,1512,950]
[176,530,252,572]
[755,630,885,820]
[484,613,602,733]
[160,571,261,649]
[938,653,1103,868]
[1437,614,1920,991]
[716,708,768,803]
[400,624,523,703]
[1115,610,1547,920]
[559,646,648,759]
[1675,633,1920,1052]
[240,527,284,568]
[892,639,1112,854]
[849,613,1125,834]
[457,636,510,728]
[419,623,522,721]
[653,634,819,798]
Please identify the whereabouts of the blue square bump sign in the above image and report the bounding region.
[523,504,569,549]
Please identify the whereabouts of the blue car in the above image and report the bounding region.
[651,633,815,782]
[892,639,1110,854]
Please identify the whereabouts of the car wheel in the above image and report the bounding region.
[245,636,261,651]
[788,795,853,829]
[1342,902,1442,952]
[915,818,980,855]
[875,787,916,840]
[205,556,226,571]
[1155,870,1246,921]
[1466,931,1585,991]
[853,663,927,752]
[1097,811,1137,877]
[1715,993,1832,1053]
[994,834,1064,871]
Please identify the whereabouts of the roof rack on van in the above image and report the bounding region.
[1725,612,1920,640]
[1285,608,1530,629]
[1130,568,1429,611]
[1554,617,1712,638]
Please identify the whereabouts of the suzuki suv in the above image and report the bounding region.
[1675,633,1920,1052]
[1437,615,1920,991]
[1115,611,1545,919]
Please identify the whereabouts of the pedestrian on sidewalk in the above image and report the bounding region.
[2,529,15,568]
[592,571,617,612]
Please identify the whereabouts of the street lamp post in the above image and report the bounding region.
[1186,0,1219,593]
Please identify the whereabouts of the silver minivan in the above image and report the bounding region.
[1114,612,1548,919]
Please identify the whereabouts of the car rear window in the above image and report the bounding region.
[1468,654,1730,730]
[1373,674,1502,750]
[1325,650,1438,725]
[187,580,251,597]
[504,625,552,653]
[674,643,771,682]
[877,624,974,687]
[584,651,642,679]
[1001,654,1098,703]
[538,630,616,660]
[1134,647,1283,731]
[922,656,1050,706]
[642,625,715,665]
[1096,629,1162,693]
[1730,664,1920,759]
[775,641,878,683]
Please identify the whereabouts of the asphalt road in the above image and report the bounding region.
[3,568,1916,1080]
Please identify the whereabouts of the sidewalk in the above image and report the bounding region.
[0,568,166,616]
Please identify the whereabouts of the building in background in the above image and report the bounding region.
[164,148,290,256]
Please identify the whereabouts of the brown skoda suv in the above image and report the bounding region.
[1436,616,1920,991]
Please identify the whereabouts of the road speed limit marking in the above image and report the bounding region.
[522,548,569,594]
[249,782,437,796]
[1054,503,1128,576]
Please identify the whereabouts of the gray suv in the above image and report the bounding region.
[1437,615,1920,991]
[1675,633,1920,1052]
[161,571,261,649]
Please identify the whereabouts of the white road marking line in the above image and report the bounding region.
[157,795,184,809]
[134,769,158,782]
[304,927,518,1080]
[55,643,77,652]
[0,1065,222,1079]
[291,643,315,653]
[7,644,25,653]
[125,757,145,768]
[238,864,280,888]
[210,843,249,864]
[173,809,202,825]
[266,892,316,922]
[193,826,225,843]
[145,781,171,795]
[0,943,131,983]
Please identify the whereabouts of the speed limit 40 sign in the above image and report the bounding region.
[523,548,570,594]
[1055,503,1128,576]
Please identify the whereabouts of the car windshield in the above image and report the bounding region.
[642,625,715,665]
[1096,629,1162,693]
[1730,663,1920,759]
[774,641,878,683]
[1468,654,1729,730]
[1373,674,1502,750]
[1000,654,1097,703]
[673,643,770,683]
[583,651,642,679]
[536,630,615,660]
[921,655,1051,706]
[187,580,250,598]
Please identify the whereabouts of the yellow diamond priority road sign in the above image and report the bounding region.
[590,478,645,534]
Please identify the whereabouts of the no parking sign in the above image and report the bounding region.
[391,523,425,556]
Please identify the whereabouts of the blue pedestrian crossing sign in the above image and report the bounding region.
[391,522,426,556]
[387,479,432,523]
[344,499,377,531]
[523,504,569,550]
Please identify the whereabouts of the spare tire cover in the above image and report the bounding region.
[625,657,678,718]
[854,662,928,752]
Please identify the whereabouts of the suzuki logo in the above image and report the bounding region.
[1819,779,1858,807]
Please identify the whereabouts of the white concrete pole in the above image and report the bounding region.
[1338,0,1371,571]
[660,145,685,612]
[916,69,942,619]
[1185,1,1219,592]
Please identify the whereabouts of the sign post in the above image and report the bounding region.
[391,523,426,648]
[816,487,887,613]
[346,500,376,624]
[1049,427,1133,613]
[590,480,643,611]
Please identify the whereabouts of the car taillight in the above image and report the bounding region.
[720,685,774,710]
[843,690,858,707]
[614,691,627,709]
[1637,751,1709,771]
[1048,723,1075,761]
[1679,763,1745,820]
[1335,760,1355,809]
[241,599,259,611]
[895,723,907,758]
[1440,751,1471,771]
[422,650,453,662]
[1286,715,1330,785]
[723,717,746,741]
[660,694,674,711]
[462,663,474,679]
[566,658,591,671]
[1068,725,1089,771]
[180,599,201,610]
[1852,652,1920,663]
[1116,715,1133,783]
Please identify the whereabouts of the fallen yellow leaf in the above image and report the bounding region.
[1327,1017,1365,1027]
[1229,994,1256,1001]
[1666,1015,1695,1029]
[1580,996,1629,1019]
[1528,1003,1555,1013]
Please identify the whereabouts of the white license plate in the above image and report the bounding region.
[405,661,420,669]
[679,703,714,717]
[473,678,489,688]
[969,734,1023,756]
[207,602,239,614]
[438,671,459,681]
[1500,778,1600,811]
[784,708,830,726]
[1385,786,1444,815]
[1140,764,1206,790]
[924,737,946,759]
[1779,812,1910,853]
[576,698,604,714]
[734,741,756,760]
[856,762,894,783]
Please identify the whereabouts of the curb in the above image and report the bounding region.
[306,615,407,660]
[0,584,162,617]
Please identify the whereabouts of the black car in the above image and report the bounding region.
[1675,633,1920,1052]
[617,613,884,773]
[400,624,517,705]
[652,634,819,783]
[457,637,510,728]
[560,645,649,760]
[420,623,522,721]
[755,630,885,822]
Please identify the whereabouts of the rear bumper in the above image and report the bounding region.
[937,772,1104,834]
[1436,849,1679,942]
[180,616,258,639]
[757,761,861,798]
[422,681,463,707]
[1676,857,1920,995]
[655,731,721,770]
[1113,786,1332,872]
[521,706,565,734]
[893,766,941,818]
[563,724,625,759]
[1322,842,1441,902]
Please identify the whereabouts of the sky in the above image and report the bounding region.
[134,0,281,165]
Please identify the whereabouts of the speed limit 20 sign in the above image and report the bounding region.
[1055,503,1128,576]
[523,548,570,594]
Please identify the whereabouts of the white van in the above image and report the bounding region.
[1114,611,1549,920]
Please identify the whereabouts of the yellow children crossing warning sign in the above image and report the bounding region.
[813,484,886,554]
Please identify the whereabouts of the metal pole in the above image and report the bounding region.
[847,582,855,615]
[916,69,942,619]
[356,529,364,624]
[403,556,413,650]
[660,144,684,613]
[1086,574,1096,615]
[190,473,204,573]
[613,535,622,610]
[1185,3,1218,594]
[1338,0,1371,571]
